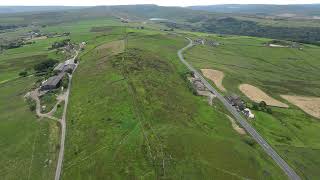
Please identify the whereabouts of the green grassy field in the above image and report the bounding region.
[185,34,320,179]
[0,77,60,180]
[0,36,67,83]
[1,13,319,179]
[61,22,287,179]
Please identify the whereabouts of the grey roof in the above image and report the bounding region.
[62,64,76,72]
[42,73,65,87]
[54,63,65,71]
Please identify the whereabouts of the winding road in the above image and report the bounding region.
[178,37,301,180]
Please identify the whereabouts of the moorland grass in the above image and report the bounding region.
[185,34,320,179]
[0,77,59,179]
[62,28,286,179]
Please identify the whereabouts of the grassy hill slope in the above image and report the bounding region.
[61,23,286,179]
[185,34,320,179]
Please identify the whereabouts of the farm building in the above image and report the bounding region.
[243,108,255,119]
[53,63,65,72]
[193,39,205,45]
[53,60,76,73]
[62,64,76,72]
[40,73,65,91]
[193,79,207,91]
[225,94,245,110]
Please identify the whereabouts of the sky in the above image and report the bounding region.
[1,0,320,6]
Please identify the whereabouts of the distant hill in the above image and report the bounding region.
[1,5,319,45]
[189,4,320,18]
[0,6,86,14]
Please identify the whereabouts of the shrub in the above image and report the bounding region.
[19,71,28,77]
[26,98,36,111]
[61,75,69,89]
[259,101,267,109]
[51,39,70,49]
[266,107,273,114]
[251,102,260,110]
[243,137,256,147]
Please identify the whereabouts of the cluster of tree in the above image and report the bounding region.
[1,41,23,49]
[0,24,27,31]
[51,39,71,49]
[34,59,58,73]
[0,40,35,51]
[200,17,320,45]
[251,101,272,114]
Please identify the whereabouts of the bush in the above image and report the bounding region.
[251,102,260,110]
[259,101,267,109]
[243,137,256,147]
[26,98,36,111]
[51,39,70,49]
[19,71,28,77]
[61,75,69,89]
[266,107,273,114]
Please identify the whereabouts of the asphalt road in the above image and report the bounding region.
[178,37,301,180]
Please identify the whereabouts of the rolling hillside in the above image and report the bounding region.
[189,4,320,18]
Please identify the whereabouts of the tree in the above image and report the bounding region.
[259,101,267,109]
[266,107,273,114]
[252,102,260,110]
[34,59,58,73]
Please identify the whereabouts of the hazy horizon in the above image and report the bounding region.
[1,0,320,7]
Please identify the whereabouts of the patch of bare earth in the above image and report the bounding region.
[201,69,226,92]
[281,95,320,119]
[31,36,47,41]
[239,84,288,108]
[226,115,246,135]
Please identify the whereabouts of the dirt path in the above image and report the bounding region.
[239,84,289,108]
[281,95,320,119]
[226,115,246,135]
[26,51,79,180]
[201,69,226,92]
[47,93,66,116]
[27,89,60,121]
